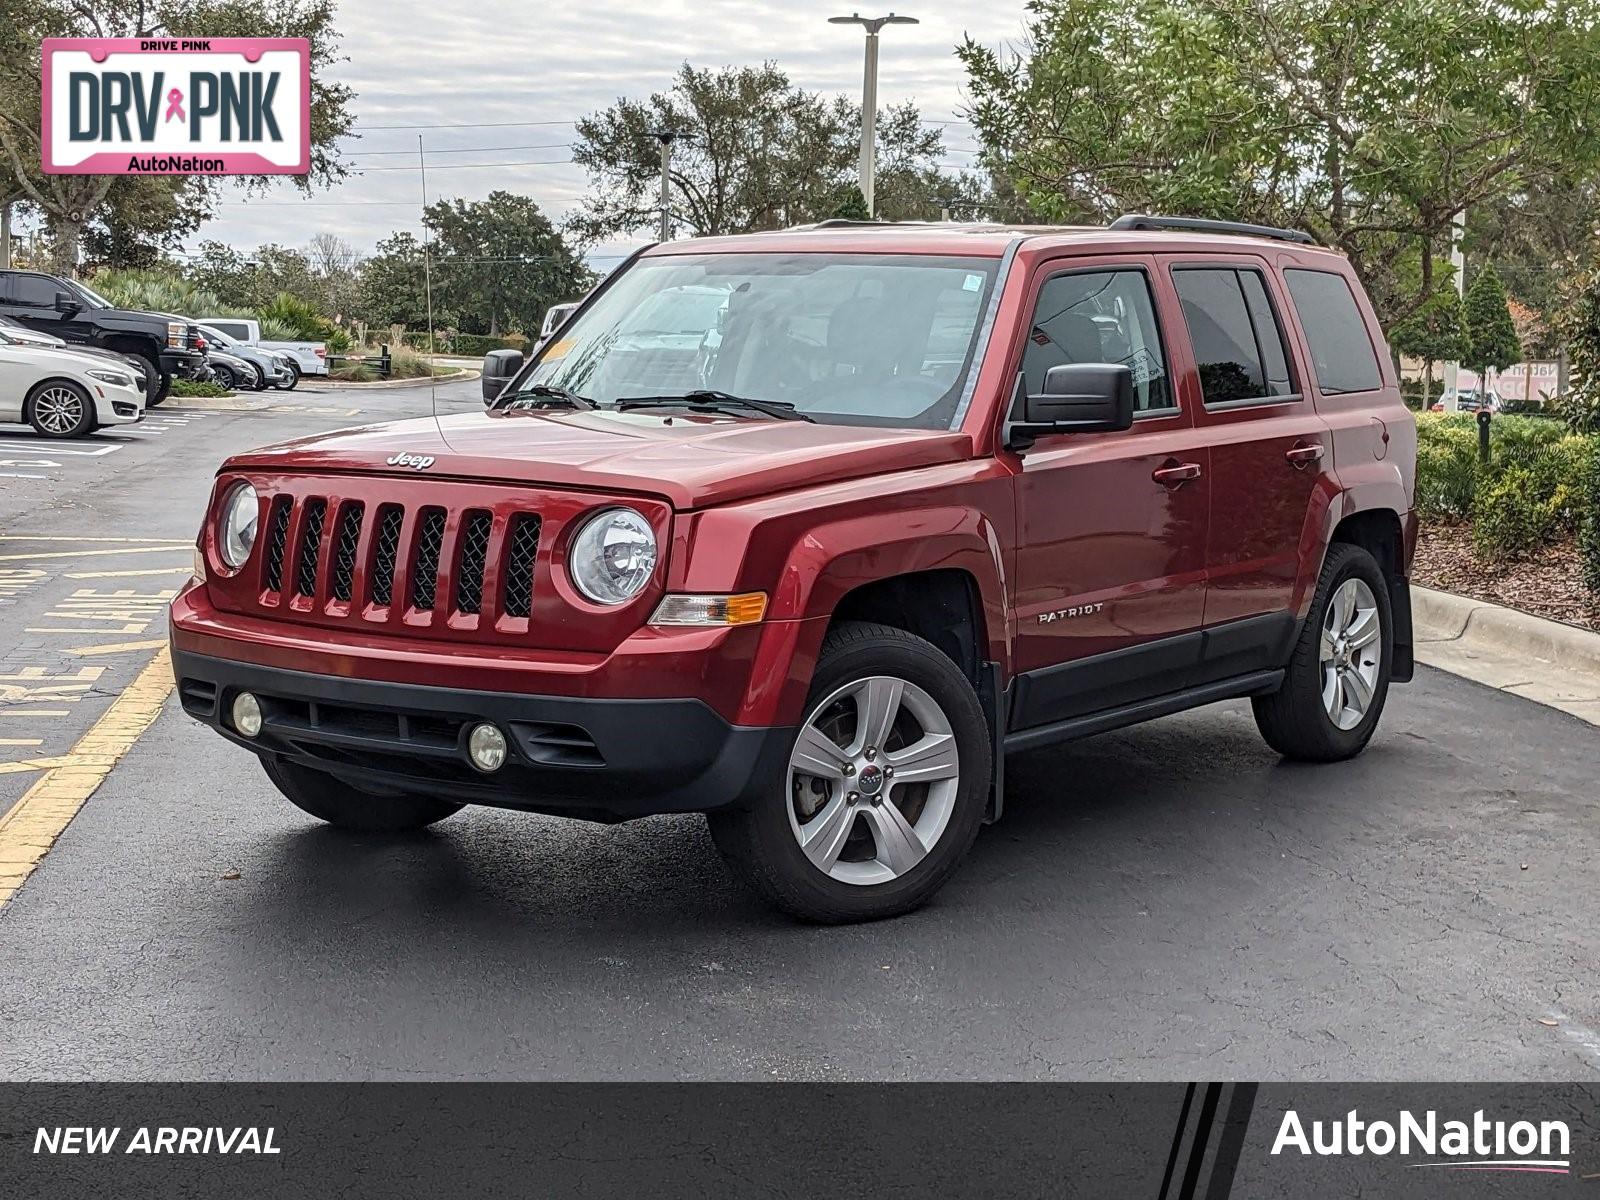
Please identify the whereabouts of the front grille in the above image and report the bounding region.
[502,515,541,618]
[264,498,291,592]
[295,499,327,597]
[369,505,403,606]
[331,502,364,601]
[409,508,446,611]
[454,511,492,614]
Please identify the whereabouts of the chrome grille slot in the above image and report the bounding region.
[295,498,327,598]
[410,507,446,611]
[501,514,541,618]
[330,502,364,601]
[454,510,492,614]
[369,505,403,606]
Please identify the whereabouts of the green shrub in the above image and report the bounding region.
[387,345,437,380]
[169,378,231,398]
[1414,414,1481,518]
[1581,441,1600,594]
[1472,466,1555,560]
[450,333,520,357]
[329,359,377,382]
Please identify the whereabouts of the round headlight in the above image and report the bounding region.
[219,482,260,570]
[568,507,657,604]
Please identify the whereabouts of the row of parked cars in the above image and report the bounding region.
[0,266,329,439]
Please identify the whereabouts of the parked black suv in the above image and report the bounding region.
[0,269,205,404]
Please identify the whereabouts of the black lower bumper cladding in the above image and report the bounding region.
[172,649,793,821]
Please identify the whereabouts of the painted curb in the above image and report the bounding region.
[301,368,479,392]
[1413,585,1600,676]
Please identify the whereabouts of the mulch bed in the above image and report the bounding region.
[1413,521,1600,632]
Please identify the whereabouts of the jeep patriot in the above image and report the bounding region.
[171,214,1417,922]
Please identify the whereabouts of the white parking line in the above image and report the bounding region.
[0,439,121,457]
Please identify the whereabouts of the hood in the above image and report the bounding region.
[5,342,136,374]
[223,408,975,509]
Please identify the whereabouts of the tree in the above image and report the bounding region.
[833,185,870,221]
[1464,264,1521,390]
[0,0,354,273]
[354,232,432,331]
[1391,288,1470,409]
[569,62,958,240]
[958,0,1600,328]
[82,177,212,269]
[424,192,590,336]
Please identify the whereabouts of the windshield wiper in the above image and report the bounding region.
[615,390,814,423]
[497,383,595,411]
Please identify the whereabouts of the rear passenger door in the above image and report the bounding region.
[1165,258,1330,682]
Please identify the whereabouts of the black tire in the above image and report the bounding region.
[262,756,463,832]
[211,363,237,391]
[248,365,267,391]
[126,354,160,402]
[1252,543,1393,762]
[280,363,300,390]
[148,370,173,406]
[25,379,96,438]
[708,621,992,923]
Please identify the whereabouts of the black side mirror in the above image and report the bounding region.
[482,348,525,404]
[54,291,81,314]
[1005,363,1135,451]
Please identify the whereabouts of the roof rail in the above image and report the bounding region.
[796,218,943,230]
[1108,213,1317,246]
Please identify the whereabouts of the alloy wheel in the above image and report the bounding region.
[1320,577,1381,730]
[787,674,961,886]
[33,386,86,435]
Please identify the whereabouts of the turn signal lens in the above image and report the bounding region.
[191,545,207,583]
[649,592,767,627]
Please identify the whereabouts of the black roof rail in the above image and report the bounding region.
[1108,213,1317,246]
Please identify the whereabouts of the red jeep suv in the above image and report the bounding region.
[171,215,1417,922]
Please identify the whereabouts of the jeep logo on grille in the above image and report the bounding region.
[387,452,435,471]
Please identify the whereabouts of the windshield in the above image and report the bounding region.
[200,326,233,347]
[68,279,114,309]
[518,252,999,429]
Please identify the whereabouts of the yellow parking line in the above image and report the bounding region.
[0,739,44,747]
[0,756,87,776]
[66,567,193,579]
[0,647,173,906]
[0,709,70,718]
[0,547,191,562]
[65,639,169,657]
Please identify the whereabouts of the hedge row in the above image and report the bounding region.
[1416,414,1600,587]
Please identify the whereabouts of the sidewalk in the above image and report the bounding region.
[1413,585,1600,727]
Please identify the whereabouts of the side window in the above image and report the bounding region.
[1172,268,1296,406]
[1023,269,1172,414]
[213,321,248,340]
[1284,269,1382,394]
[12,274,60,308]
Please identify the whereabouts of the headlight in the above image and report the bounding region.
[87,369,132,387]
[568,507,657,604]
[218,482,260,570]
[167,321,185,348]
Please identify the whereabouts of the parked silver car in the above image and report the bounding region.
[197,324,294,390]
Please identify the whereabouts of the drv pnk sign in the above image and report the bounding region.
[42,38,309,175]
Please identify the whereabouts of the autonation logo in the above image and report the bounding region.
[1272,1109,1572,1175]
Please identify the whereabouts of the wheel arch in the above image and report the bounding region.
[1325,506,1414,683]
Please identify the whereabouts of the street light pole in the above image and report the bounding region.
[829,12,918,218]
[648,129,679,243]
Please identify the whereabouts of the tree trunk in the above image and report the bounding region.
[1421,359,1433,409]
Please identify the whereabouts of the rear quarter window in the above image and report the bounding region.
[1284,269,1383,394]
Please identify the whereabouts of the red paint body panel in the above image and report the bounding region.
[173,224,1416,740]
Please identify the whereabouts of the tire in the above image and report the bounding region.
[248,365,267,391]
[126,354,159,402]
[1252,543,1393,762]
[211,363,237,391]
[708,621,992,923]
[262,756,463,832]
[280,363,300,390]
[26,379,96,438]
[148,370,173,406]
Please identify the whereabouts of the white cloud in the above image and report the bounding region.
[188,0,1026,259]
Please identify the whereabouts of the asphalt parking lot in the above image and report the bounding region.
[0,379,1597,1081]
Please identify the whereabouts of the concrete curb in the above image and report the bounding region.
[301,368,478,392]
[1412,585,1600,725]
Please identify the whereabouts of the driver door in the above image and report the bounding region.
[1008,258,1210,730]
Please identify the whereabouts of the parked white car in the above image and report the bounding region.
[197,317,327,380]
[0,328,146,437]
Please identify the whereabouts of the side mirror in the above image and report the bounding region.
[482,348,525,404]
[54,291,81,314]
[1006,363,1134,451]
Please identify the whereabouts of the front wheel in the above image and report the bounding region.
[262,757,462,832]
[210,363,238,391]
[709,621,991,923]
[26,380,96,437]
[1253,543,1393,761]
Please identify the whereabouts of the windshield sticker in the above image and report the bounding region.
[963,273,984,292]
[1124,348,1164,386]
[543,338,575,361]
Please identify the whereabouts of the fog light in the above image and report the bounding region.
[232,691,263,738]
[467,723,508,773]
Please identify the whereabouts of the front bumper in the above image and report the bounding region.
[161,349,206,379]
[172,648,794,822]
[93,384,145,425]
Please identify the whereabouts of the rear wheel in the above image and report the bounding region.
[262,756,463,832]
[26,380,96,438]
[709,621,991,923]
[148,369,173,406]
[1253,543,1393,761]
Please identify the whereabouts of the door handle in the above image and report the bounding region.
[1285,443,1324,468]
[1152,461,1202,487]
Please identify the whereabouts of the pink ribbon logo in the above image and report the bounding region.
[164,88,185,123]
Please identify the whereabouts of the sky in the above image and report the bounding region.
[176,0,1030,268]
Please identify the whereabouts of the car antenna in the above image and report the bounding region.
[419,134,448,448]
